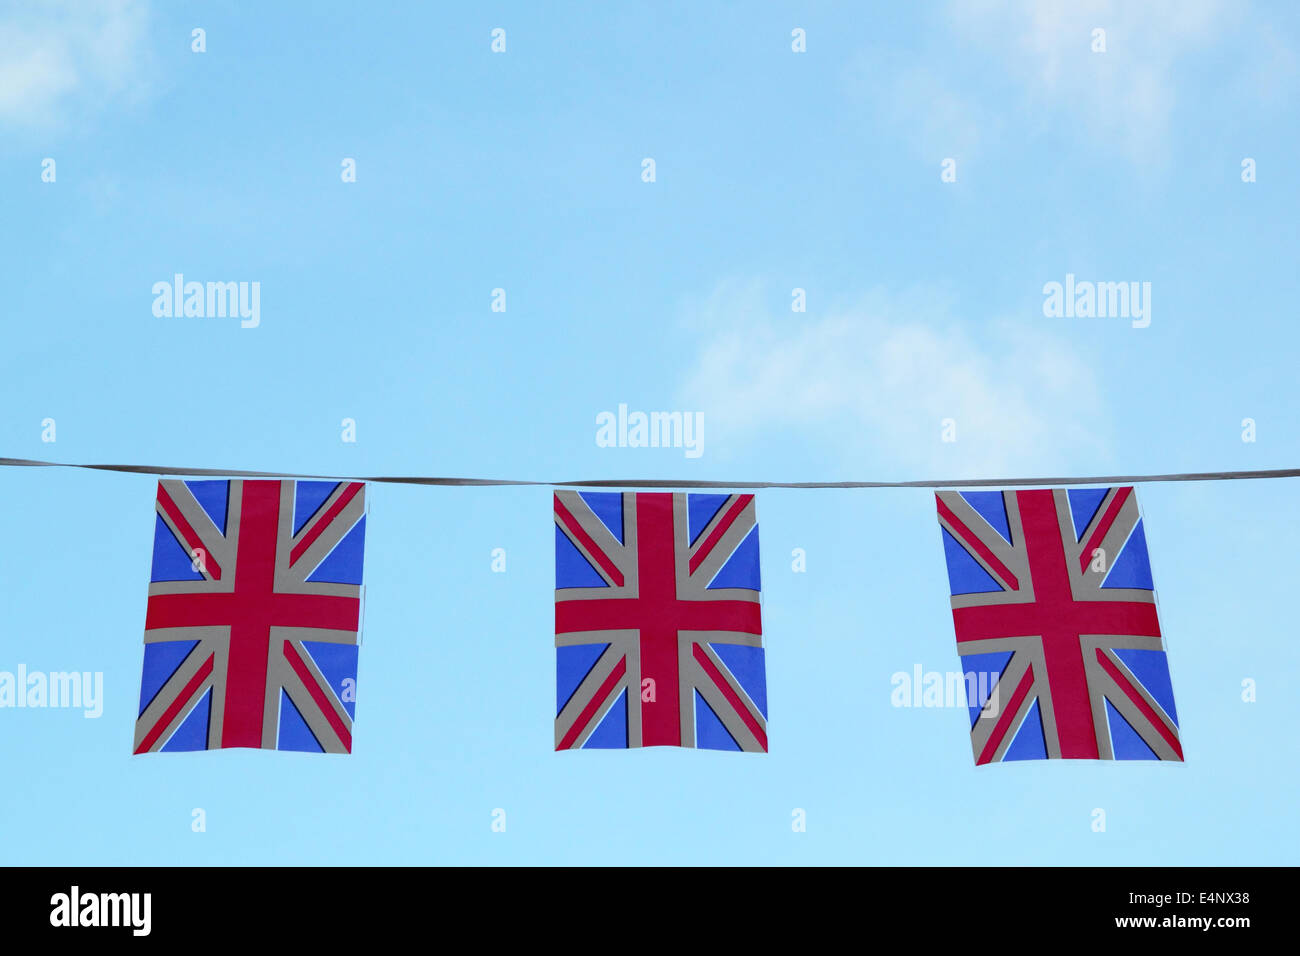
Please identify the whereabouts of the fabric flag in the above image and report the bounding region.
[936,487,1183,764]
[134,479,366,754]
[554,491,768,751]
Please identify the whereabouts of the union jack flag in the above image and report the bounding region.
[554,491,768,751]
[135,479,366,754]
[936,487,1182,763]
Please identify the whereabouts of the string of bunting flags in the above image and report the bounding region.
[4,456,1296,764]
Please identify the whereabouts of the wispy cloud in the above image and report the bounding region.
[676,279,1108,478]
[848,0,1290,167]
[948,0,1232,163]
[0,0,151,130]
[844,55,988,164]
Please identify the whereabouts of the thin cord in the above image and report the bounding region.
[3,456,1297,488]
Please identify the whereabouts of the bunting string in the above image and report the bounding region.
[3,456,1298,488]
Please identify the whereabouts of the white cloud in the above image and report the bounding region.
[0,0,150,129]
[864,59,988,164]
[1241,20,1298,105]
[851,1,1289,166]
[676,279,1108,478]
[946,0,1232,163]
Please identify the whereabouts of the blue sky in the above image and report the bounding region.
[0,0,1297,864]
